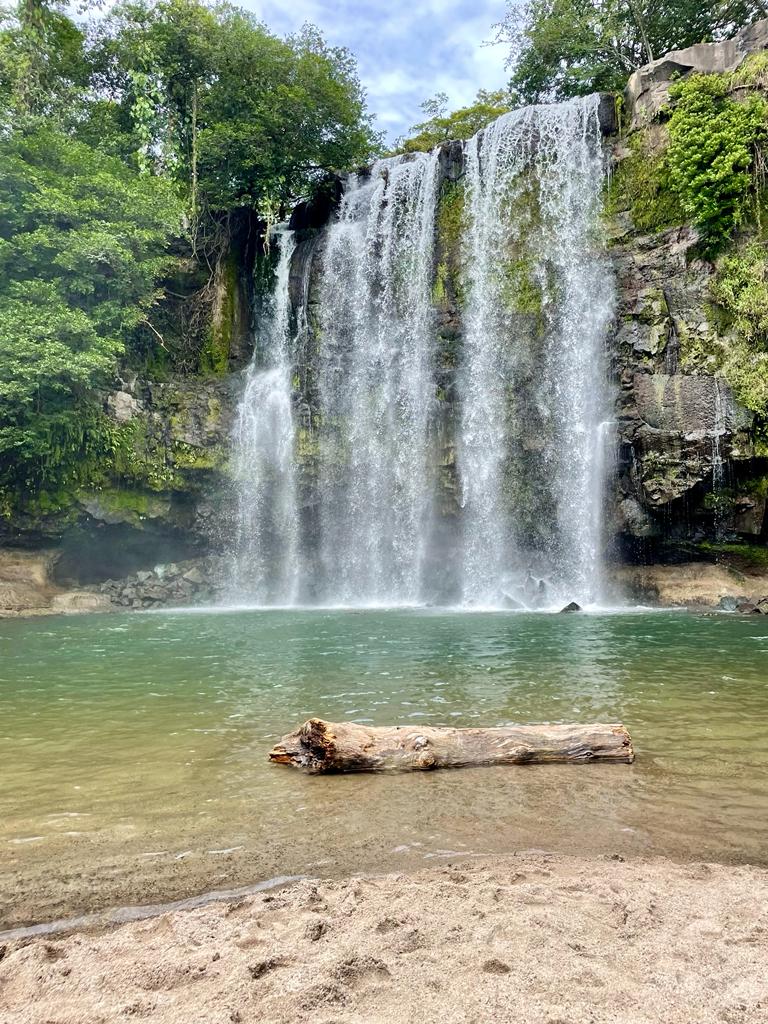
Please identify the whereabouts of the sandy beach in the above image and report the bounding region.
[2,852,767,1024]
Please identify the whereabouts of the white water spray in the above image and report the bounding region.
[459,96,614,608]
[231,228,299,604]
[231,98,614,609]
[314,152,441,604]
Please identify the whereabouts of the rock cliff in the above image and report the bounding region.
[2,31,768,611]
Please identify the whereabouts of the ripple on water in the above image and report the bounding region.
[1,609,768,929]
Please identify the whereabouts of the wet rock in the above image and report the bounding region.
[755,599,768,615]
[559,602,582,613]
[182,567,205,585]
[106,388,140,424]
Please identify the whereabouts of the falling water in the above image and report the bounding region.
[231,98,614,609]
[314,152,441,604]
[459,96,613,608]
[231,228,299,604]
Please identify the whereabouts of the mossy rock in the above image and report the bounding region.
[77,487,171,528]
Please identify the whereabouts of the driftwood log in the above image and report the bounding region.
[269,718,634,773]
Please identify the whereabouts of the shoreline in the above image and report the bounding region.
[2,851,767,1023]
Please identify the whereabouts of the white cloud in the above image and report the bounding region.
[238,0,509,141]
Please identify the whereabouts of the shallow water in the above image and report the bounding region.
[2,608,767,929]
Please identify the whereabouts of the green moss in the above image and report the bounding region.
[434,180,466,308]
[697,541,768,568]
[199,255,237,376]
[296,427,320,462]
[689,240,768,423]
[744,473,768,499]
[606,131,685,233]
[499,255,543,318]
[171,440,227,472]
[437,180,465,252]
[432,262,448,304]
[711,242,768,345]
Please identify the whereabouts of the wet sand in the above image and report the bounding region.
[1,852,766,1024]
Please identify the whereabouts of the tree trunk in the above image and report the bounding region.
[269,719,634,773]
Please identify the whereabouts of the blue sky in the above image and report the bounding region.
[243,0,510,143]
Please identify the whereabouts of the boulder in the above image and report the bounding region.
[626,19,768,126]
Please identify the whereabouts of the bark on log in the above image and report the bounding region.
[269,718,634,773]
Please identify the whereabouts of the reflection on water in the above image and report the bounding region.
[1,609,767,928]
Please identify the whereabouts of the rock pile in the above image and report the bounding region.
[91,555,228,610]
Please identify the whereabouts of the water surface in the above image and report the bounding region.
[2,608,767,929]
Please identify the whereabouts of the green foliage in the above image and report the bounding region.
[730,50,768,88]
[711,242,768,345]
[199,256,236,375]
[499,0,768,104]
[607,130,684,233]
[0,0,379,510]
[398,90,512,153]
[666,75,768,252]
[0,123,182,490]
[682,240,768,423]
[93,5,379,217]
[0,0,90,120]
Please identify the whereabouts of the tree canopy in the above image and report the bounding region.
[398,90,513,153]
[499,0,768,104]
[0,0,379,495]
[90,2,379,218]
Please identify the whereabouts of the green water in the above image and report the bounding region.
[2,608,768,929]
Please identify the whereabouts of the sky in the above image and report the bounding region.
[243,0,511,143]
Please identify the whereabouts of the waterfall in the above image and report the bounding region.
[231,228,299,604]
[230,97,614,610]
[314,152,441,604]
[459,96,613,608]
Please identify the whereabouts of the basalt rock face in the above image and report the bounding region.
[2,372,240,590]
[626,19,768,126]
[609,33,768,565]
[608,221,760,555]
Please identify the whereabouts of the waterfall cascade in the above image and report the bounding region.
[460,97,614,607]
[231,228,299,604]
[315,152,441,604]
[231,96,614,609]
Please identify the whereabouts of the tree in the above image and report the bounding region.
[0,125,182,488]
[498,0,768,104]
[91,4,379,219]
[0,0,90,121]
[398,89,513,152]
[0,0,380,494]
